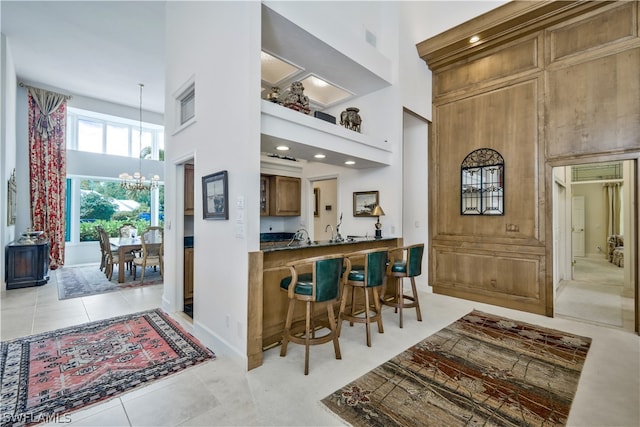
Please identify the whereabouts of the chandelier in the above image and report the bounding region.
[119,83,159,191]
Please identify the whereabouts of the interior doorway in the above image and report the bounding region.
[553,160,636,332]
[311,178,338,241]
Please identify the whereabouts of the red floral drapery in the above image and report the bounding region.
[28,87,67,270]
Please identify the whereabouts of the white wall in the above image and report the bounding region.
[164,1,261,364]
[1,33,18,290]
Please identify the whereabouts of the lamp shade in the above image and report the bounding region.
[371,205,385,217]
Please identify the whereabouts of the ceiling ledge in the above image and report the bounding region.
[262,3,392,98]
[417,0,612,71]
[261,100,391,169]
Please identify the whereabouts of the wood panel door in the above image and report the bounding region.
[571,196,585,259]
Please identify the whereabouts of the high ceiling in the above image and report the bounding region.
[1,1,506,129]
[2,1,167,113]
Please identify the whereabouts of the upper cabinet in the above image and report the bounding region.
[262,174,301,217]
[184,163,194,215]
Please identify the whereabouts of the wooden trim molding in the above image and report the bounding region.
[417,0,611,70]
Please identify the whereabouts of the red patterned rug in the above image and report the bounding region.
[322,310,591,427]
[0,309,214,426]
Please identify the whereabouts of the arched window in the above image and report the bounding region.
[461,148,504,215]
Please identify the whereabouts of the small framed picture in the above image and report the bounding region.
[353,191,379,217]
[202,170,229,220]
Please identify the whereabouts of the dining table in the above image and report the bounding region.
[109,236,161,283]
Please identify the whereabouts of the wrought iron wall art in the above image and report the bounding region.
[461,148,504,215]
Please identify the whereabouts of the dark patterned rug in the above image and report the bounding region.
[56,264,162,300]
[0,309,214,426]
[322,310,591,427]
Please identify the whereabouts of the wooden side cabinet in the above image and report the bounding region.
[268,175,301,216]
[184,163,194,215]
[5,240,50,289]
[184,247,194,300]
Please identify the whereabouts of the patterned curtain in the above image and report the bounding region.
[28,87,67,270]
[604,182,621,236]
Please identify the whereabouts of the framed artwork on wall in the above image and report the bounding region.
[353,191,379,217]
[202,170,229,220]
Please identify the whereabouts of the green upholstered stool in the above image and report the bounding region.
[382,243,424,328]
[278,254,349,375]
[338,248,389,347]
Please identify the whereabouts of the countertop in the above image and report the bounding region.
[261,236,398,252]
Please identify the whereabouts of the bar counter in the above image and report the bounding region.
[247,237,401,370]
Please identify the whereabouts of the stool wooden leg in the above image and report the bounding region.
[411,277,422,321]
[362,287,371,347]
[372,286,384,334]
[349,287,356,326]
[280,299,295,357]
[337,285,349,337]
[397,278,404,328]
[327,302,341,360]
[304,301,311,375]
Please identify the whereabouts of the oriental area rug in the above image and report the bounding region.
[0,309,214,427]
[56,264,162,300]
[322,310,591,427]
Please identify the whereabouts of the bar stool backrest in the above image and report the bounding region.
[406,244,425,277]
[314,257,344,302]
[364,249,389,288]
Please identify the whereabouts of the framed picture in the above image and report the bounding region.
[202,170,229,220]
[314,188,320,217]
[353,190,379,217]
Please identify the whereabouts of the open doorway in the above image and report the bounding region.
[553,160,635,332]
[311,178,338,241]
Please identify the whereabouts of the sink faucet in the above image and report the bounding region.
[325,224,335,242]
[288,228,311,246]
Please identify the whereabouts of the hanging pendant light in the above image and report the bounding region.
[119,83,160,191]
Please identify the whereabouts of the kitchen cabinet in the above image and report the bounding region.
[260,175,270,216]
[268,175,301,216]
[184,247,194,300]
[5,239,50,289]
[184,163,194,215]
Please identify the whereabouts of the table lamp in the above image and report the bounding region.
[371,205,385,239]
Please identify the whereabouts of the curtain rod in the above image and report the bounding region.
[19,82,73,100]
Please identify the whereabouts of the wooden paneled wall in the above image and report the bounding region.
[418,1,639,316]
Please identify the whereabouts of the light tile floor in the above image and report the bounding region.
[1,270,639,426]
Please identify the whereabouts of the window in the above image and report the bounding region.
[461,148,504,215]
[65,108,165,243]
[67,108,164,160]
[179,83,195,125]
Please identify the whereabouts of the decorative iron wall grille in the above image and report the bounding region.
[461,148,504,215]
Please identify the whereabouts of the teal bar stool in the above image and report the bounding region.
[383,243,424,328]
[279,254,350,375]
[338,248,389,347]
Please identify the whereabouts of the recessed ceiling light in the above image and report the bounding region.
[469,35,480,43]
[345,160,356,165]
[314,154,326,159]
[276,145,289,151]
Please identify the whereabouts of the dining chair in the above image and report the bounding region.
[96,225,107,272]
[276,253,350,375]
[133,227,163,282]
[118,223,139,268]
[338,248,388,347]
[382,243,425,328]
[118,223,136,238]
[99,229,134,281]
